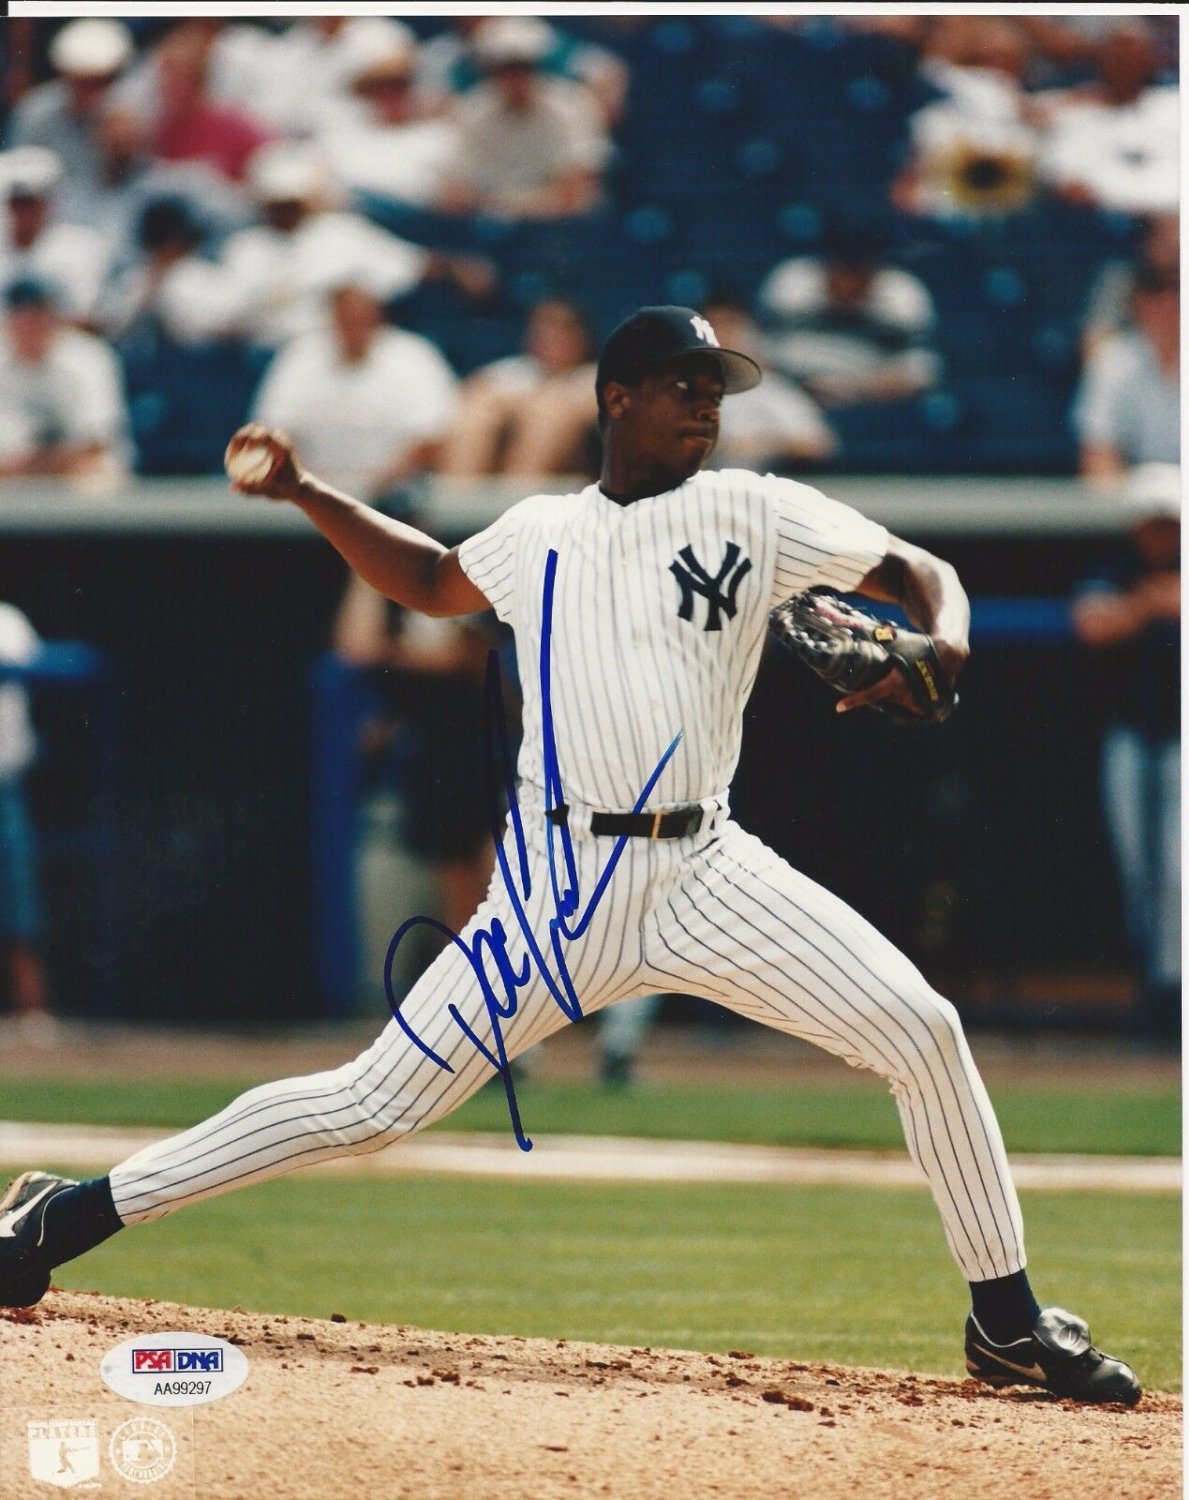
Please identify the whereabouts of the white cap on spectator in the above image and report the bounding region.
[472,16,554,68]
[247,142,328,204]
[49,18,133,78]
[1124,462,1181,522]
[336,17,417,85]
[1,146,63,199]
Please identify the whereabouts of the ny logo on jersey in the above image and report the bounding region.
[689,314,720,348]
[669,542,752,631]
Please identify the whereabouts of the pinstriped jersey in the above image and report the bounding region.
[458,468,887,812]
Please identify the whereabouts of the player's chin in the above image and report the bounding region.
[679,431,718,465]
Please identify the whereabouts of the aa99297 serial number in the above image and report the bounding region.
[153,1379,211,1396]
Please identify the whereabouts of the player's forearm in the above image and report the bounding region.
[861,537,970,679]
[293,475,449,614]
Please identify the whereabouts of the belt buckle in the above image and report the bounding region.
[649,810,663,840]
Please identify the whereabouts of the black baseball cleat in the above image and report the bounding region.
[965,1308,1141,1405]
[0,1171,77,1308]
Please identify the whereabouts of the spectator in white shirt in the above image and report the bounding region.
[1075,264,1180,485]
[251,279,457,501]
[248,17,420,138]
[757,223,941,408]
[5,18,135,214]
[319,38,461,209]
[217,142,429,350]
[700,296,836,472]
[0,146,111,326]
[1038,22,1178,216]
[439,17,611,221]
[0,275,131,486]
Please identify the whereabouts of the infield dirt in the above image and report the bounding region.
[1,1292,1180,1500]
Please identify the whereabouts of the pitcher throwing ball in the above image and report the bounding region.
[1,306,1139,1404]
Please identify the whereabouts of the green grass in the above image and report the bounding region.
[46,1171,1180,1391]
[1,1075,1180,1156]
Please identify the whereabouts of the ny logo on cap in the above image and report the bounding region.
[689,315,720,348]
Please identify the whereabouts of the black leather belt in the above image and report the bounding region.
[547,804,705,840]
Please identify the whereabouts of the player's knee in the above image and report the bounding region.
[914,991,968,1068]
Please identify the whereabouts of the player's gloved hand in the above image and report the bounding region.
[769,588,959,725]
[224,423,305,502]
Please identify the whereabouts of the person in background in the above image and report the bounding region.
[1074,262,1179,484]
[332,573,500,950]
[318,34,461,210]
[56,99,250,265]
[701,294,835,472]
[1071,463,1180,1042]
[1080,213,1179,361]
[95,194,236,347]
[4,18,136,209]
[416,17,628,128]
[439,297,598,478]
[1038,20,1178,216]
[278,276,493,948]
[141,22,273,186]
[251,278,457,503]
[756,222,942,410]
[250,17,420,138]
[0,599,53,1043]
[216,143,429,351]
[0,275,131,488]
[891,17,1041,221]
[438,17,611,221]
[0,147,111,327]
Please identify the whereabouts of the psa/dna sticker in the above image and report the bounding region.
[100,1331,249,1407]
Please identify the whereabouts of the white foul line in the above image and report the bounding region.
[0,1122,1178,1193]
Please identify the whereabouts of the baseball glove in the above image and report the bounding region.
[769,588,957,724]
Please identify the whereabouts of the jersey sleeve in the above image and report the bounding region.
[456,497,536,624]
[767,476,888,603]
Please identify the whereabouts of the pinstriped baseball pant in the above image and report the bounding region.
[109,817,1026,1283]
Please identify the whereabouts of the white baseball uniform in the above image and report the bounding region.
[109,469,1026,1284]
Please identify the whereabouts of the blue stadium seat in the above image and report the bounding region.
[949,374,1078,472]
[123,339,269,475]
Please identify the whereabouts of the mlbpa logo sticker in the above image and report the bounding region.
[101,1331,248,1407]
[26,1418,100,1490]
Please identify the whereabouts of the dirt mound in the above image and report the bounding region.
[2,1293,1180,1500]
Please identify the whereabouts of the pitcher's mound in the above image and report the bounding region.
[2,1292,1180,1499]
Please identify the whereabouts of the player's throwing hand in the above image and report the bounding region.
[224,423,303,502]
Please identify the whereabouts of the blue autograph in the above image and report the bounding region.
[383,548,681,1151]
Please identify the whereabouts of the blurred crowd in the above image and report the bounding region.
[0,14,1177,493]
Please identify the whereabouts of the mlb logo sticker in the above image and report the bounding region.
[27,1418,100,1490]
[109,1416,176,1485]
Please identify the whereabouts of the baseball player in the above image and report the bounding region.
[0,306,1139,1404]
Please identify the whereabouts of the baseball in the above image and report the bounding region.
[225,442,276,487]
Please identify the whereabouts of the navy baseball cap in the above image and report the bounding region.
[596,305,761,399]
